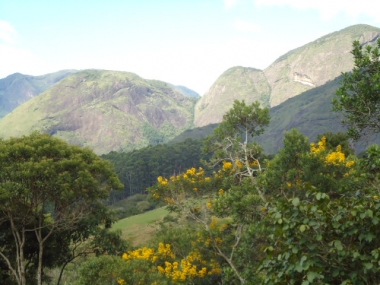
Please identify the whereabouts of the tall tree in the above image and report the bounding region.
[333,39,380,140]
[203,100,270,201]
[151,100,270,284]
[0,132,123,285]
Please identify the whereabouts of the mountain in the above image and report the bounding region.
[0,70,77,118]
[173,85,200,98]
[256,76,345,153]
[0,70,196,154]
[173,75,378,154]
[265,24,380,107]
[194,24,380,127]
[194,66,271,127]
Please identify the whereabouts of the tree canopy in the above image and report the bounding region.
[333,39,380,140]
[0,132,123,285]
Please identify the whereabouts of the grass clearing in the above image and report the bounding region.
[112,207,169,246]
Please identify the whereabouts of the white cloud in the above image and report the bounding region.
[254,0,380,22]
[0,44,52,78]
[224,0,239,9]
[234,19,261,32]
[0,20,18,44]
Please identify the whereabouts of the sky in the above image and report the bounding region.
[1,0,380,95]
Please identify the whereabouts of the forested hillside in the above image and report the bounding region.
[102,138,210,200]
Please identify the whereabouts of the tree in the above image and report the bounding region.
[203,100,270,201]
[0,132,123,285]
[257,131,380,284]
[149,100,270,284]
[333,39,380,140]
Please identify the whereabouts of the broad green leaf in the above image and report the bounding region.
[292,197,300,207]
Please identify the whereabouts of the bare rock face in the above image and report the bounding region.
[293,72,315,87]
[264,24,380,107]
[194,66,271,127]
[0,70,196,154]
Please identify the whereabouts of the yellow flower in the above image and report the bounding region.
[222,161,233,170]
[235,159,243,168]
[374,196,379,200]
[310,136,326,153]
[164,197,175,205]
[218,189,225,195]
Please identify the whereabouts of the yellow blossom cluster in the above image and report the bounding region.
[157,176,168,185]
[310,136,327,153]
[325,145,346,165]
[157,242,176,259]
[235,159,243,168]
[310,138,355,170]
[122,247,156,261]
[121,243,175,263]
[164,197,175,205]
[223,161,233,170]
[177,167,205,182]
[120,242,221,283]
[157,250,220,282]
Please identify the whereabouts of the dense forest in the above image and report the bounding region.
[102,139,210,202]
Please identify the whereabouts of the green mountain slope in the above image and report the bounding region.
[0,70,76,118]
[0,70,196,154]
[256,76,345,153]
[194,66,271,127]
[172,75,378,154]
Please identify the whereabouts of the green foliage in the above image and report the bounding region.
[333,39,380,140]
[0,132,123,285]
[258,129,380,284]
[260,188,380,284]
[111,194,158,220]
[316,131,354,156]
[103,139,209,202]
[76,255,125,285]
[205,100,270,143]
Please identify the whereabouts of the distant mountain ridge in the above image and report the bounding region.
[1,24,380,156]
[0,70,77,118]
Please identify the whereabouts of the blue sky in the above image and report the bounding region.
[1,0,379,95]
